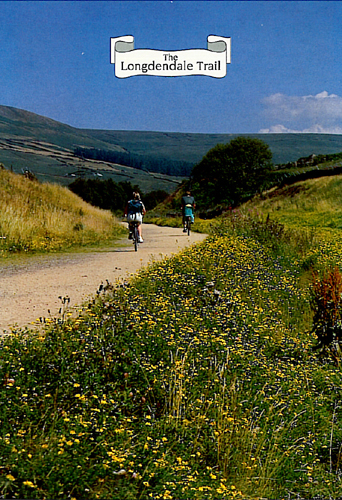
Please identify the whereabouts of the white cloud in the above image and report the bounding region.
[259,124,342,134]
[260,91,342,134]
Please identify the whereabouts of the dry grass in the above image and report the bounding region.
[0,168,125,255]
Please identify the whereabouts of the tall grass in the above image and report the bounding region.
[0,169,125,255]
[245,175,342,230]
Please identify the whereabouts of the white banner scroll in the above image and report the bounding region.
[110,35,231,79]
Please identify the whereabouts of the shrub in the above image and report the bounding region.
[191,137,273,209]
[310,266,342,355]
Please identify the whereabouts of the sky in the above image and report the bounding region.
[0,1,342,134]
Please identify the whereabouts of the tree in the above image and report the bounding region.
[191,137,273,208]
[143,189,169,210]
[68,178,132,212]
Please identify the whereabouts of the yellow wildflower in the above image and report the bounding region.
[23,480,36,488]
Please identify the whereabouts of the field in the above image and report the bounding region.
[2,175,342,498]
[0,168,125,257]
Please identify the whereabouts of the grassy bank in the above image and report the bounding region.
[244,175,342,232]
[0,169,125,257]
[2,195,342,498]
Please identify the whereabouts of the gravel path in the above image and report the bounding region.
[0,224,207,334]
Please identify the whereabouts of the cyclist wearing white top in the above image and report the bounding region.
[124,192,146,243]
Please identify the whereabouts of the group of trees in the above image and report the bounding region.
[69,178,132,213]
[190,137,342,211]
[74,147,193,177]
[68,178,168,213]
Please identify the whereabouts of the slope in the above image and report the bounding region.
[242,173,342,240]
[0,105,184,193]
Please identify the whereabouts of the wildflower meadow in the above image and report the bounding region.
[2,204,342,500]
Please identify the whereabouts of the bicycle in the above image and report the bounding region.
[183,204,194,236]
[130,221,140,251]
[185,215,192,236]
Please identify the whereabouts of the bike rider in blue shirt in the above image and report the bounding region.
[181,190,195,233]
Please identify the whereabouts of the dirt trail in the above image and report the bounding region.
[0,224,207,334]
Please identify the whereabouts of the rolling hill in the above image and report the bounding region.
[0,106,184,193]
[2,104,342,192]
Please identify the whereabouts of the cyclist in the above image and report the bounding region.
[124,192,146,243]
[181,190,196,233]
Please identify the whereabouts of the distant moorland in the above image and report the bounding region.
[2,104,342,194]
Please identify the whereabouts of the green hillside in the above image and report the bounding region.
[86,128,342,166]
[0,106,184,193]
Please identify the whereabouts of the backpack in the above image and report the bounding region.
[128,199,143,214]
[182,195,195,207]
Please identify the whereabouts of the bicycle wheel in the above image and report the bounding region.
[187,218,191,236]
[134,225,139,251]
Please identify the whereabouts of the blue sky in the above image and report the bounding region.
[0,1,341,134]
